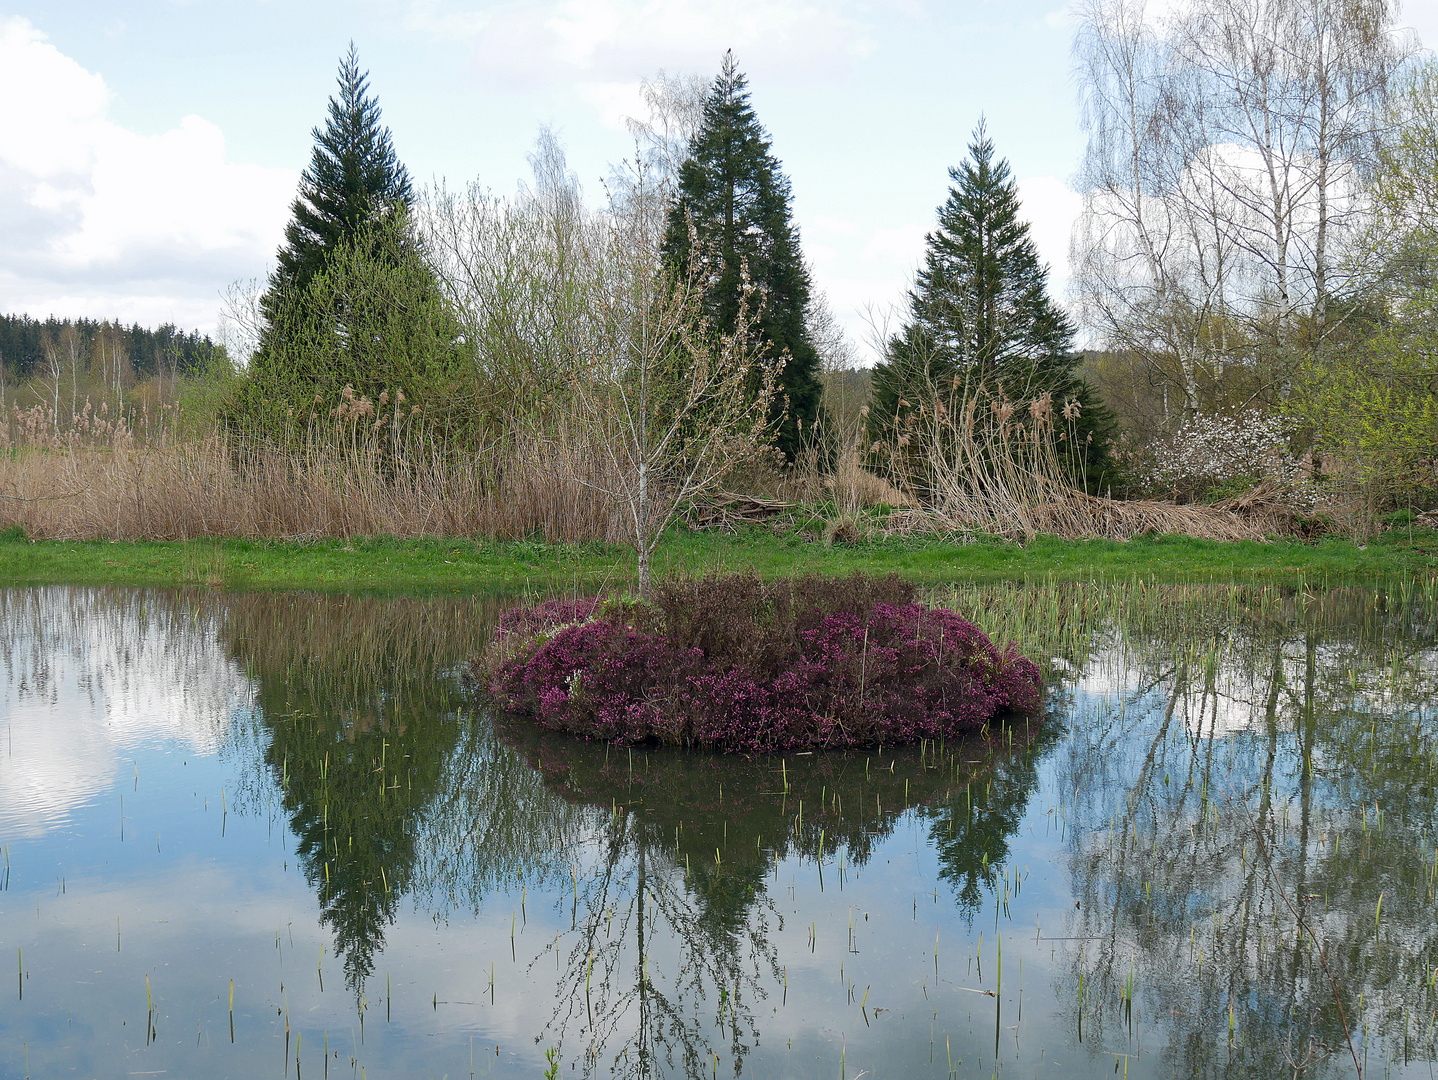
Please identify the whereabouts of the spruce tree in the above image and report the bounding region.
[661,52,822,461]
[237,47,470,447]
[270,43,413,300]
[870,123,1112,485]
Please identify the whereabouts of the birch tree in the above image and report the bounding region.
[1073,0,1410,432]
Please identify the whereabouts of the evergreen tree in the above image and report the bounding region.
[270,43,413,301]
[661,51,822,461]
[233,212,475,448]
[238,48,470,447]
[870,123,1113,486]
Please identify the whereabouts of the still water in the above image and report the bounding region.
[1,584,1435,1079]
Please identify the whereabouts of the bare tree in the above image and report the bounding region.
[567,162,780,597]
[1073,0,1202,427]
[37,334,62,431]
[609,70,708,214]
[60,323,83,427]
[806,285,870,445]
[419,127,778,575]
[1073,0,1411,432]
[421,130,604,434]
[219,278,266,369]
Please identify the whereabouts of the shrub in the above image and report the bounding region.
[1133,411,1302,503]
[477,573,1042,752]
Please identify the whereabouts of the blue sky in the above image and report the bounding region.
[2,0,1434,360]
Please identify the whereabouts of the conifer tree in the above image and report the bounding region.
[870,123,1112,485]
[661,52,822,460]
[270,43,413,299]
[237,47,470,447]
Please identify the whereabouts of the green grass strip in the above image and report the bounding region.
[2,523,1436,594]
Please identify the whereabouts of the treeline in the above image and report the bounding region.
[212,7,1438,532]
[0,315,224,381]
[1072,0,1438,511]
[224,46,1103,509]
[10,2,1438,546]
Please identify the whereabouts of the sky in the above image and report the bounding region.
[1,0,1435,363]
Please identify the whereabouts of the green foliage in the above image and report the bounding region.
[270,43,413,301]
[1286,340,1438,510]
[422,133,604,436]
[233,213,475,448]
[236,45,464,450]
[1283,57,1438,515]
[172,344,240,438]
[662,51,822,460]
[1199,475,1264,504]
[870,123,1113,487]
[1376,58,1438,245]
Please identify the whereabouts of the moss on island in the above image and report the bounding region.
[475,573,1042,752]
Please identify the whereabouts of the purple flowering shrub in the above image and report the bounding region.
[497,597,604,636]
[480,573,1042,752]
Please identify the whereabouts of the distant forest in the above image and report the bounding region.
[0,314,223,381]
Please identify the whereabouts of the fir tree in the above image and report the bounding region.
[870,122,1113,485]
[271,43,413,299]
[238,48,470,446]
[661,51,822,460]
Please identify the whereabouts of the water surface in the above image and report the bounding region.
[1,583,1436,1078]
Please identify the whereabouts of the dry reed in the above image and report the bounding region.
[826,443,911,511]
[874,386,1300,542]
[2,385,1306,544]
[0,402,636,543]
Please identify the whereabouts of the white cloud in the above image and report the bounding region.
[437,0,874,87]
[1043,4,1076,31]
[0,16,295,331]
[859,220,929,265]
[578,79,649,132]
[1016,174,1082,290]
[808,214,864,238]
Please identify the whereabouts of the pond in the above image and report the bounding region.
[1,582,1436,1079]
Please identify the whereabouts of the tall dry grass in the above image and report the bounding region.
[873,385,1299,542]
[0,398,636,543]
[2,381,1305,545]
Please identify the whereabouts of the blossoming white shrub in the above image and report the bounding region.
[1142,411,1299,501]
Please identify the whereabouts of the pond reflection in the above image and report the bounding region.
[1051,584,1438,1078]
[222,593,503,994]
[0,588,247,836]
[2,581,1437,1078]
[492,715,1047,1076]
[219,587,1049,1074]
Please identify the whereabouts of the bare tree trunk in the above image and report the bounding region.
[43,341,61,431]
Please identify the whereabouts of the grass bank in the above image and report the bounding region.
[2,522,1437,593]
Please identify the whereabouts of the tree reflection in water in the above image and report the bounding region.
[1054,584,1438,1078]
[10,581,1438,1077]
[213,589,1057,1073]
[221,592,587,995]
[494,714,1050,1076]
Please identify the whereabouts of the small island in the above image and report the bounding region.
[475,572,1042,752]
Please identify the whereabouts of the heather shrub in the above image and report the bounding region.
[478,573,1042,752]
